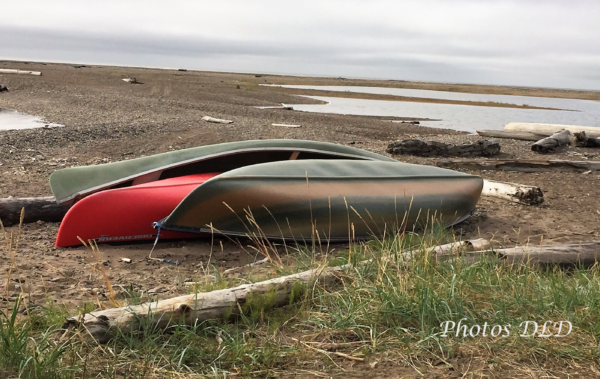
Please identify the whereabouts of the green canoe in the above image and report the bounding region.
[49,139,396,205]
[155,160,483,242]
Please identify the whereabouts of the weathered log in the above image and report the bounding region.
[122,77,143,84]
[408,240,600,265]
[481,180,543,205]
[574,132,600,148]
[63,265,345,343]
[386,139,500,157]
[202,116,233,124]
[0,69,42,76]
[476,130,551,141]
[496,241,600,265]
[505,122,600,138]
[531,129,573,153]
[0,196,69,226]
[391,120,420,125]
[401,238,491,260]
[272,123,301,128]
[437,159,600,172]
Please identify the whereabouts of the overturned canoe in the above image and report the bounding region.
[49,140,395,206]
[156,160,483,242]
[55,173,221,247]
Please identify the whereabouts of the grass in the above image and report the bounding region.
[2,222,600,377]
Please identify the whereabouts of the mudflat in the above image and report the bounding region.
[0,60,599,307]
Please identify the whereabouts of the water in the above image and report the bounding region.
[0,108,63,130]
[263,85,600,133]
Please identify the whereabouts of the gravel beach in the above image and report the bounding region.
[1,60,599,307]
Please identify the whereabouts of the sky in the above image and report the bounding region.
[2,0,600,90]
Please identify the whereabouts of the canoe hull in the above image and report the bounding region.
[157,161,483,241]
[55,173,219,247]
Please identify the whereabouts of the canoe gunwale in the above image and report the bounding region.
[216,174,474,180]
[154,207,479,242]
[52,147,387,205]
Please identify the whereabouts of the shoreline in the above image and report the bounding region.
[0,60,599,309]
[4,58,600,99]
[262,85,573,111]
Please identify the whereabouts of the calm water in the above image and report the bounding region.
[0,108,63,130]
[264,85,600,133]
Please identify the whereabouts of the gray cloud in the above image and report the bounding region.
[2,0,600,90]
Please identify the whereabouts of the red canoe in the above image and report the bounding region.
[55,173,221,247]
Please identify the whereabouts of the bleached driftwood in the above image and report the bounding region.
[476,130,551,141]
[495,241,600,265]
[256,104,294,110]
[531,129,573,153]
[437,159,600,172]
[0,69,42,76]
[505,123,600,138]
[202,116,233,124]
[482,180,544,205]
[401,238,491,260]
[122,77,142,84]
[272,123,301,128]
[63,265,344,343]
[0,196,69,226]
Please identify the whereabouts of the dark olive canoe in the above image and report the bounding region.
[156,160,483,242]
[49,139,395,205]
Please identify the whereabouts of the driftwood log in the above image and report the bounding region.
[65,238,600,343]
[430,240,600,266]
[63,265,345,343]
[481,180,544,205]
[401,238,491,260]
[0,69,42,76]
[476,130,551,141]
[574,132,600,148]
[272,123,301,128]
[0,196,69,226]
[386,139,500,157]
[495,241,600,265]
[437,159,600,173]
[531,130,573,153]
[505,122,600,138]
[202,116,233,124]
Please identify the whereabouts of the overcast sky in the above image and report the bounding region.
[2,0,600,90]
